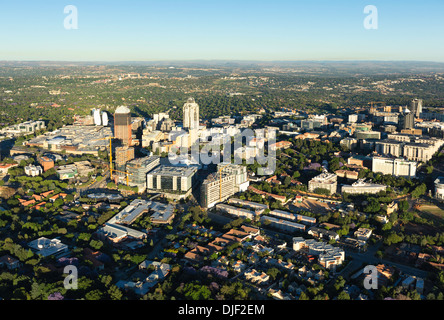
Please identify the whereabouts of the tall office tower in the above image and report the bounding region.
[183,97,199,131]
[114,106,132,146]
[102,111,109,126]
[93,109,102,126]
[410,99,423,118]
[115,146,135,171]
[399,107,414,131]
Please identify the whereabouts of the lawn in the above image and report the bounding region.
[417,204,444,225]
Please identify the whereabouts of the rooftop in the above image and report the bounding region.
[148,165,197,177]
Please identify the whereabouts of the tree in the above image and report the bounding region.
[411,183,427,199]
[89,239,103,250]
[334,276,346,291]
[85,289,103,300]
[298,292,309,300]
[266,267,280,281]
[398,200,409,212]
[108,285,123,300]
[337,291,350,300]
[384,232,403,246]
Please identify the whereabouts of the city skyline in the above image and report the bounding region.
[0,0,443,62]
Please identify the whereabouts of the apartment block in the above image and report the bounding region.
[200,172,236,208]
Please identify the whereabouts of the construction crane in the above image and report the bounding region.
[93,137,134,186]
[93,137,115,178]
[112,169,133,186]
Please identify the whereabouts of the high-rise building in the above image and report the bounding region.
[115,146,135,170]
[217,163,249,193]
[102,111,109,126]
[93,109,102,126]
[183,97,199,131]
[126,156,160,187]
[200,172,236,208]
[114,106,132,146]
[398,107,414,131]
[410,99,423,118]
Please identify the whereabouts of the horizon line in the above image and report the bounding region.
[2,59,444,64]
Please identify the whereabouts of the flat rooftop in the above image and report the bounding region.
[148,165,197,177]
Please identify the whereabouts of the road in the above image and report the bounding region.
[338,241,428,280]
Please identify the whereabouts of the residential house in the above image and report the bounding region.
[0,255,21,270]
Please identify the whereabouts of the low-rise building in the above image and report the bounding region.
[24,165,43,177]
[435,176,444,201]
[227,198,268,214]
[28,237,69,258]
[341,179,386,195]
[307,227,339,241]
[261,216,306,232]
[308,171,338,195]
[268,209,316,225]
[216,203,256,220]
[244,269,270,284]
[56,164,77,180]
[354,227,373,241]
[0,255,21,270]
[292,237,345,269]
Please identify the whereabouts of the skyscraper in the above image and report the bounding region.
[398,107,414,131]
[114,106,132,146]
[410,99,423,118]
[183,97,199,131]
[92,108,102,126]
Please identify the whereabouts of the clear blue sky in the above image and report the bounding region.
[0,0,443,61]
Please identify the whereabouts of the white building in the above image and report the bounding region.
[308,171,338,195]
[93,108,102,126]
[28,237,69,258]
[372,157,417,178]
[348,114,358,124]
[183,97,199,131]
[354,227,373,241]
[435,177,444,201]
[341,179,386,195]
[217,163,249,193]
[24,165,43,177]
[292,237,345,269]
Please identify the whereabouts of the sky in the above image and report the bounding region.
[0,0,443,62]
